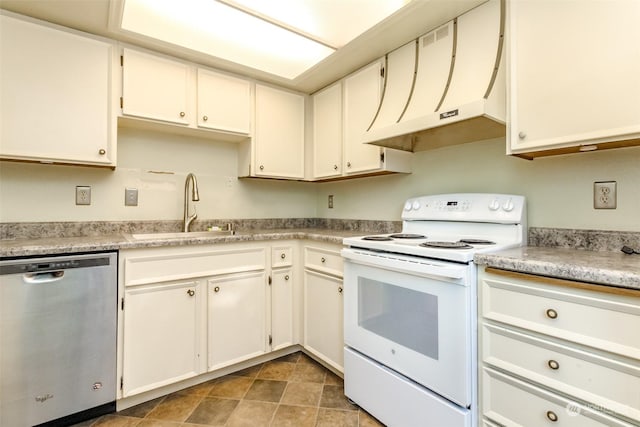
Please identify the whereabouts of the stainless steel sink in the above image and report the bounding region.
[128,230,234,240]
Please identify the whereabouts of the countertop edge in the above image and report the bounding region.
[475,249,640,290]
[0,230,352,258]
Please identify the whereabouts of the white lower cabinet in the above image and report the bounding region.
[478,268,640,426]
[122,279,205,397]
[271,268,295,351]
[303,242,345,372]
[208,271,267,371]
[118,241,301,400]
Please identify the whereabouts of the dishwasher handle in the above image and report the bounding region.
[23,271,65,284]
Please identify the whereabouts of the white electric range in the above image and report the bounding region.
[341,193,526,427]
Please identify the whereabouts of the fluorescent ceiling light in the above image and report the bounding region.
[120,0,407,80]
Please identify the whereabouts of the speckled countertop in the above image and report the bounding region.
[0,228,364,258]
[475,246,640,289]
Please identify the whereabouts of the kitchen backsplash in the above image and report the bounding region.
[2,220,638,253]
[0,218,402,240]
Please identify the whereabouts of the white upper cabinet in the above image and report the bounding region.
[121,48,251,141]
[197,69,251,134]
[313,61,411,180]
[250,84,305,179]
[0,13,116,167]
[122,48,191,125]
[344,61,385,174]
[312,82,343,179]
[507,0,640,157]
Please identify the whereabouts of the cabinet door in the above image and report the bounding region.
[508,0,640,153]
[197,68,251,134]
[122,48,190,125]
[271,268,294,351]
[0,14,114,166]
[304,270,344,372]
[254,84,305,179]
[122,280,202,397]
[343,61,384,174]
[312,82,343,179]
[208,271,267,370]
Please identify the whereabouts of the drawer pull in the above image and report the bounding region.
[179,111,186,118]
[547,360,560,370]
[187,289,195,297]
[338,286,343,294]
[321,257,326,263]
[214,286,220,293]
[546,308,558,319]
[546,410,558,422]
[281,253,286,259]
[284,275,290,281]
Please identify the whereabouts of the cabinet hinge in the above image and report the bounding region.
[268,275,272,285]
[268,335,273,345]
[380,151,385,163]
[120,297,124,310]
[120,376,123,390]
[120,97,123,109]
[120,55,123,67]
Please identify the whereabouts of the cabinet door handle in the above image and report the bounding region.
[203,115,208,121]
[259,165,264,171]
[214,286,220,293]
[281,253,286,259]
[98,149,106,155]
[546,411,558,422]
[547,360,560,370]
[179,111,186,118]
[333,164,338,171]
[321,257,326,263]
[338,287,343,294]
[518,131,526,140]
[546,309,558,319]
[187,289,195,297]
[346,162,352,168]
[284,275,290,281]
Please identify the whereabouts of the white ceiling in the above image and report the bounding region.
[0,0,485,93]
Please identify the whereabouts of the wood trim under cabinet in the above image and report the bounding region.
[484,267,640,298]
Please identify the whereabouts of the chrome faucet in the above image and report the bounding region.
[183,173,200,232]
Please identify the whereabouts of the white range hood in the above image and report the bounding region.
[364,0,505,152]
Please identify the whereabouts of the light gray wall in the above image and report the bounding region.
[316,138,640,231]
[1,131,638,232]
[0,127,317,222]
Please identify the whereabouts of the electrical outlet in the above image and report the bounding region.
[328,195,334,209]
[594,181,616,209]
[75,186,91,205]
[125,188,138,206]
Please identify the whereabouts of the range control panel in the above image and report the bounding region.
[402,193,526,224]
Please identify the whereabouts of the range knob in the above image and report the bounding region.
[502,198,515,212]
[412,200,421,210]
[404,201,413,211]
[488,199,500,211]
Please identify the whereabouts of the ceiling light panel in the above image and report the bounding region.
[228,0,409,48]
[121,0,335,79]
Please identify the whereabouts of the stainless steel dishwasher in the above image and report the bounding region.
[0,252,117,426]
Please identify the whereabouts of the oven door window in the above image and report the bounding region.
[358,278,438,360]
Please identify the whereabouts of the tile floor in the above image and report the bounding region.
[73,352,385,427]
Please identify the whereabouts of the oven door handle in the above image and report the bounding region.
[341,248,468,281]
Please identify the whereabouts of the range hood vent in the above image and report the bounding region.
[364,0,506,152]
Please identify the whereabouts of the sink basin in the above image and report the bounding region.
[128,230,234,240]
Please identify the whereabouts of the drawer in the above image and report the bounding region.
[304,246,343,277]
[482,367,635,427]
[272,246,293,268]
[482,322,640,422]
[123,246,266,286]
[481,274,640,360]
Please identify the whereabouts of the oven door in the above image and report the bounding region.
[342,248,474,407]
